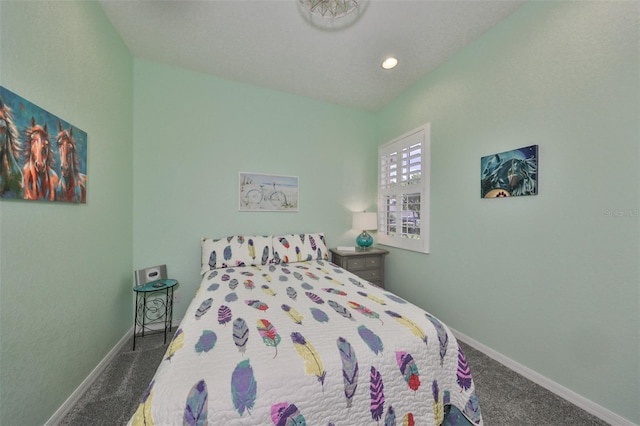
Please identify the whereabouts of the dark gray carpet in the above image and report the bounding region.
[60,334,608,425]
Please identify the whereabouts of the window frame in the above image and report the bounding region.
[377,123,430,254]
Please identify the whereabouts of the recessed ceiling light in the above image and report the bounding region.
[381,57,398,70]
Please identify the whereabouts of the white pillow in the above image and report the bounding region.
[272,233,329,264]
[201,235,273,274]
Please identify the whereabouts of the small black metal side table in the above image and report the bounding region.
[132,278,178,350]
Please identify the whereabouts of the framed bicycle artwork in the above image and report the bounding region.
[239,172,299,212]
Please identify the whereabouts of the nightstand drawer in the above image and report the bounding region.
[353,268,381,282]
[346,256,380,271]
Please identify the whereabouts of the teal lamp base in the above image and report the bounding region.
[356,231,373,250]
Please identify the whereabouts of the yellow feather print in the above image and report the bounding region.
[164,329,185,361]
[386,310,428,345]
[290,332,326,387]
[283,305,304,325]
[131,382,154,426]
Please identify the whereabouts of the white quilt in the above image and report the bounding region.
[129,260,482,425]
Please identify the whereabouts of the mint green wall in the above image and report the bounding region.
[133,59,377,317]
[0,2,133,425]
[376,1,639,423]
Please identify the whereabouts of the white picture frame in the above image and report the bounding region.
[239,172,299,212]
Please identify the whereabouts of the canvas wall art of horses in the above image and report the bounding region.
[56,121,86,203]
[0,98,24,198]
[23,118,59,201]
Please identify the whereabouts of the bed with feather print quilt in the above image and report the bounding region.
[129,259,482,426]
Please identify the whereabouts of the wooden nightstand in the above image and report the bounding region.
[330,247,389,288]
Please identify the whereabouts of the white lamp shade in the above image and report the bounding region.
[352,212,377,231]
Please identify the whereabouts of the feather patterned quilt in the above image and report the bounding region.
[129,260,482,425]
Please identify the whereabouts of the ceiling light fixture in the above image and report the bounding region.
[298,0,360,18]
[381,57,398,70]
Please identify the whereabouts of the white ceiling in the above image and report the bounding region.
[98,0,526,111]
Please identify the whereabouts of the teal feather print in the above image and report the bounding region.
[195,330,217,353]
[231,359,257,416]
[207,283,220,291]
[245,299,269,311]
[357,325,384,355]
[310,307,329,323]
[229,278,238,290]
[237,235,245,245]
[271,402,307,426]
[337,337,358,408]
[184,379,208,426]
[207,270,218,279]
[293,271,304,281]
[279,236,290,248]
[208,251,217,269]
[301,283,313,290]
[348,301,383,325]
[348,277,365,288]
[463,391,482,424]
[195,298,213,319]
[327,300,354,321]
[257,319,281,358]
[225,292,238,302]
[425,313,449,365]
[395,351,420,391]
[370,366,385,421]
[384,405,396,426]
[261,246,270,265]
[232,318,249,354]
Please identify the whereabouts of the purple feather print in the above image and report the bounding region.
[270,402,306,426]
[195,330,217,353]
[396,351,421,391]
[221,273,230,281]
[425,312,449,366]
[464,392,482,424]
[310,307,329,323]
[195,298,213,319]
[231,359,257,416]
[208,251,217,270]
[337,337,358,408]
[184,379,208,426]
[245,299,269,311]
[223,245,232,261]
[207,283,219,291]
[370,366,385,421]
[309,235,317,251]
[225,292,238,302]
[323,288,347,295]
[305,291,325,304]
[328,300,354,321]
[357,325,384,355]
[457,345,473,391]
[286,286,297,300]
[218,305,232,325]
[232,318,249,354]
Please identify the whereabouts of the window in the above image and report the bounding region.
[377,123,430,254]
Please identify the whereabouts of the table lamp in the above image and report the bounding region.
[352,211,377,250]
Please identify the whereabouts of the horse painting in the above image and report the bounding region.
[23,118,59,201]
[0,98,24,198]
[55,121,86,203]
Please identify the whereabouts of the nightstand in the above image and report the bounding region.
[132,278,178,350]
[330,247,389,288]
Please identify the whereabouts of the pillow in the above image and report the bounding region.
[201,235,273,273]
[272,233,329,264]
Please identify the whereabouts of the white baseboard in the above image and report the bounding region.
[45,327,133,426]
[46,318,183,425]
[451,328,637,426]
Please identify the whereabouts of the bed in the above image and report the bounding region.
[129,233,482,425]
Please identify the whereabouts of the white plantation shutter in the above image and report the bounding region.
[378,123,430,253]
